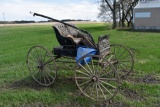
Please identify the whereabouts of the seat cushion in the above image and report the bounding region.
[67,34,82,45]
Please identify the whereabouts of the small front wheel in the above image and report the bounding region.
[26,46,57,86]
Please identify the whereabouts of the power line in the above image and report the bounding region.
[3,12,5,26]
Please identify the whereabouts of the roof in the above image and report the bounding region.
[134,1,160,9]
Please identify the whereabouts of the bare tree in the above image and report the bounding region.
[119,0,139,27]
[104,0,118,29]
[97,3,113,22]
[98,0,139,28]
[98,0,118,29]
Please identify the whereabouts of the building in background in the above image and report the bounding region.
[133,0,160,30]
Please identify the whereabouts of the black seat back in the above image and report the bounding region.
[53,23,78,46]
[53,23,96,48]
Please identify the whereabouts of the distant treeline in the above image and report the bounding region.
[0,19,90,24]
[0,20,36,24]
[48,19,90,22]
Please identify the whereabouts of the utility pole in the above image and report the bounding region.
[3,12,5,26]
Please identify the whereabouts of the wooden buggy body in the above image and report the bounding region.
[53,23,109,57]
[26,12,134,101]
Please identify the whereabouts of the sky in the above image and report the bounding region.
[0,0,100,21]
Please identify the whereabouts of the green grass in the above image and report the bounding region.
[0,23,160,107]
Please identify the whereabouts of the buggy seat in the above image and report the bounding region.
[53,23,110,57]
[53,23,96,48]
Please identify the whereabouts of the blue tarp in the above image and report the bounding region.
[76,46,97,64]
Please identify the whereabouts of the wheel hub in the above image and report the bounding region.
[38,63,44,70]
[92,76,98,82]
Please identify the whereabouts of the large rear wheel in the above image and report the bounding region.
[75,54,119,101]
[106,44,134,77]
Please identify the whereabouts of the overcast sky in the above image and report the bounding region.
[0,0,99,21]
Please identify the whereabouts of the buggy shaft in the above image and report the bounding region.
[31,12,96,48]
[32,12,90,35]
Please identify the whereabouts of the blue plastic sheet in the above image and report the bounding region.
[76,46,97,64]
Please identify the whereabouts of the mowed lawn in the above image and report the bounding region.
[0,23,160,107]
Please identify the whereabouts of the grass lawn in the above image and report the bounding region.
[0,23,160,107]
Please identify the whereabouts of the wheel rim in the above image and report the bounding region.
[107,44,134,77]
[75,55,119,101]
[26,46,57,86]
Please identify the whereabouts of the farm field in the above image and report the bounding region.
[0,23,160,107]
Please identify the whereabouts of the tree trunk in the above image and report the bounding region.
[112,11,116,29]
[118,4,121,27]
[112,0,117,29]
[121,2,125,27]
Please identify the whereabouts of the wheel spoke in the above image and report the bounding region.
[43,70,51,83]
[99,82,113,96]
[76,77,90,79]
[45,64,54,67]
[28,59,37,65]
[40,47,43,62]
[100,80,116,89]
[96,82,99,100]
[91,57,95,74]
[42,72,47,84]
[78,63,92,75]
[119,60,131,63]
[117,49,126,59]
[79,80,91,86]
[113,45,117,60]
[76,70,90,77]
[28,63,37,67]
[119,61,131,68]
[108,55,114,61]
[90,82,96,97]
[31,49,38,59]
[84,59,93,75]
[44,58,53,65]
[118,63,128,71]
[96,59,101,76]
[119,54,130,60]
[99,78,117,81]
[99,67,112,77]
[44,67,55,80]
[82,81,92,93]
[45,66,56,74]
[35,47,41,62]
[30,68,39,75]
[36,70,42,83]
[116,46,121,58]
[98,82,106,100]
[29,54,39,63]
[116,64,126,75]
[42,51,47,63]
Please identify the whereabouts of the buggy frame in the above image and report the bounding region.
[26,12,134,101]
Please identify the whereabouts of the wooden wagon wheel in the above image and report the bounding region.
[75,54,119,101]
[106,44,134,77]
[26,46,57,86]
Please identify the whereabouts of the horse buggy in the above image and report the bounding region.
[26,12,134,101]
